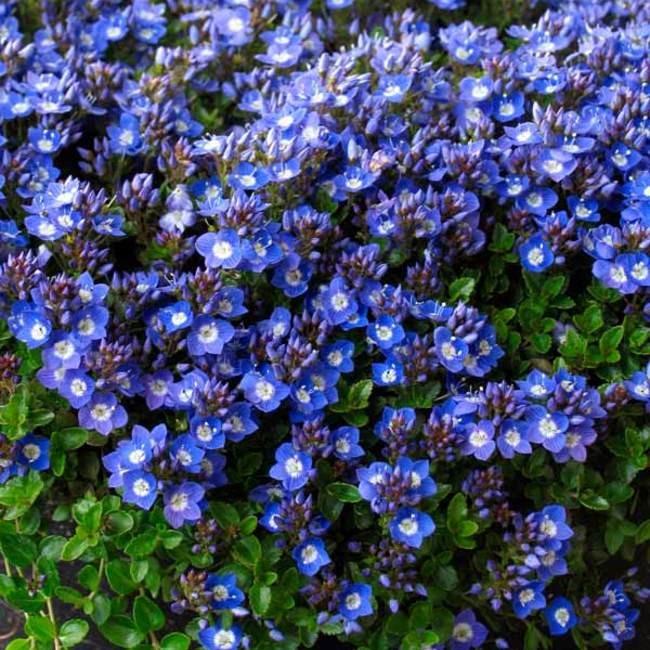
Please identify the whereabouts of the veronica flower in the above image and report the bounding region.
[198,621,242,650]
[292,538,330,576]
[544,597,578,636]
[28,127,62,154]
[449,609,488,650]
[516,187,558,216]
[158,301,194,333]
[269,443,312,491]
[519,234,554,272]
[206,574,245,610]
[372,357,404,386]
[389,508,435,548]
[122,470,158,510]
[8,302,51,348]
[338,583,373,620]
[461,421,496,461]
[59,369,95,408]
[496,420,531,458]
[107,113,143,155]
[78,392,128,436]
[331,426,364,460]
[16,435,50,472]
[195,229,242,269]
[526,407,568,453]
[367,315,405,350]
[187,316,235,356]
[239,369,290,412]
[190,416,225,450]
[513,581,546,619]
[163,482,205,528]
[322,277,358,326]
[169,435,204,474]
[434,327,468,373]
[228,162,270,191]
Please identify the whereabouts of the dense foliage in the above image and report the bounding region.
[0,0,648,648]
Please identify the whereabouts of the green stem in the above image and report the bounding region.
[45,597,61,650]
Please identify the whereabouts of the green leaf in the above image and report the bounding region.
[347,379,373,410]
[232,536,262,568]
[213,502,240,529]
[448,277,476,302]
[106,559,138,595]
[0,384,29,439]
[6,640,32,650]
[104,511,134,536]
[446,494,468,530]
[579,491,610,511]
[125,530,159,558]
[635,520,650,545]
[326,482,362,503]
[25,614,55,642]
[61,535,90,562]
[0,533,37,567]
[0,472,44,519]
[77,565,100,592]
[99,616,145,649]
[250,582,271,616]
[605,521,624,555]
[161,633,191,650]
[133,595,165,633]
[599,326,624,355]
[59,619,89,648]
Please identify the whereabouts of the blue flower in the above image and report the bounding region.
[240,369,290,412]
[28,127,62,154]
[367,315,405,350]
[461,421,496,461]
[520,234,554,272]
[190,416,225,450]
[16,435,50,472]
[163,481,205,528]
[434,327,468,373]
[122,470,158,510]
[158,301,194,333]
[59,369,95,408]
[377,74,412,103]
[187,316,235,356]
[228,162,270,191]
[331,426,364,460]
[271,254,312,297]
[371,357,404,386]
[195,229,242,269]
[534,505,574,542]
[496,420,532,458]
[206,574,245,610]
[292,538,331,576]
[338,583,373,620]
[107,113,143,155]
[544,597,578,636]
[78,391,128,436]
[8,302,51,348]
[72,306,109,342]
[269,443,312,490]
[526,407,568,453]
[513,581,546,618]
[322,277,358,326]
[389,508,435,548]
[333,166,377,194]
[198,621,242,650]
[169,435,204,473]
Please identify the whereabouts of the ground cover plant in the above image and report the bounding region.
[0,0,648,648]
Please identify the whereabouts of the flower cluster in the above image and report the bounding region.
[0,0,647,648]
